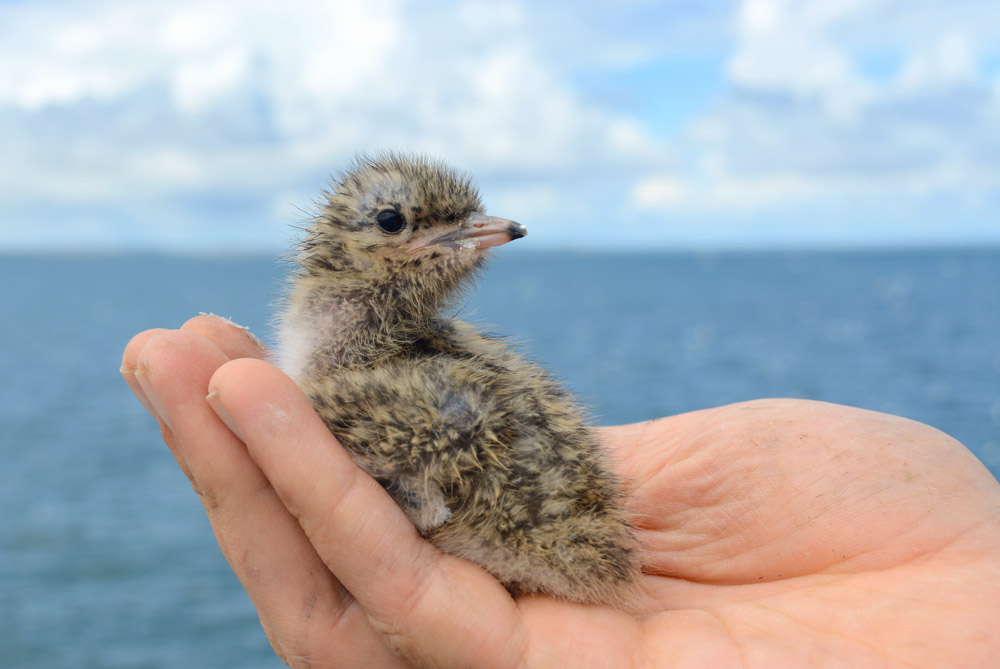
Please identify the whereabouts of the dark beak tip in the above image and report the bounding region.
[509,223,527,240]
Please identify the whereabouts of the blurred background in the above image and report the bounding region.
[1,1,998,666]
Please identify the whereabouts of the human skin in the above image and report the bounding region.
[122,315,1000,668]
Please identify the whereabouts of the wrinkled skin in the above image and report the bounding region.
[122,315,1000,668]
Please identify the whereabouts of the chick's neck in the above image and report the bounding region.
[288,263,458,373]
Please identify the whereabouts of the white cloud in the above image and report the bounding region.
[730,0,866,101]
[898,31,978,89]
[0,0,674,251]
[0,0,997,251]
[629,0,1000,248]
[633,172,824,211]
[632,176,688,210]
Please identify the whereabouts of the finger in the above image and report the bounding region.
[121,328,171,420]
[209,358,529,668]
[133,330,232,497]
[122,313,267,424]
[182,313,269,360]
[137,330,403,667]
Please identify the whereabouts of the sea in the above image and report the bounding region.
[2,249,999,667]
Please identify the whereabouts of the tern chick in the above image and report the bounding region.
[275,153,636,605]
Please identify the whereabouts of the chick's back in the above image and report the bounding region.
[298,320,636,605]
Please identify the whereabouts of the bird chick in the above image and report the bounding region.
[275,153,636,605]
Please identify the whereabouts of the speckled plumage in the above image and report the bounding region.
[275,153,636,605]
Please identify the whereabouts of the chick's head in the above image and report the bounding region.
[300,153,526,311]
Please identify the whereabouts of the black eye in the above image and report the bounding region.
[376,210,406,234]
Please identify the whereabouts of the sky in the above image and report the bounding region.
[1,0,998,253]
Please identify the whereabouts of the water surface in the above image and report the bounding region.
[2,249,997,667]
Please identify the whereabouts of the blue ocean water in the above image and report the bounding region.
[1,249,998,667]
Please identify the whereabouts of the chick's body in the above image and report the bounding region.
[276,154,635,605]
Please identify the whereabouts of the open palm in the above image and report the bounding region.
[123,315,1000,667]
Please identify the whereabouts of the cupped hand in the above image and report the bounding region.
[122,316,1000,667]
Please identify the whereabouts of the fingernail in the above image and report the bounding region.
[200,312,266,350]
[200,312,248,331]
[206,390,244,441]
[134,366,173,429]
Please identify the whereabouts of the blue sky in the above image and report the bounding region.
[1,0,998,252]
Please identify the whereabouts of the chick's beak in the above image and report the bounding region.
[416,212,527,253]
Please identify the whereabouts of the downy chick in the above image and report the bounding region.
[275,153,636,605]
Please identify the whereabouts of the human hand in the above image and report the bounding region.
[122,315,1000,667]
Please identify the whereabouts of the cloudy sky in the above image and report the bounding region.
[1,0,998,252]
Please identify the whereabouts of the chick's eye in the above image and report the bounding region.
[376,210,406,234]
